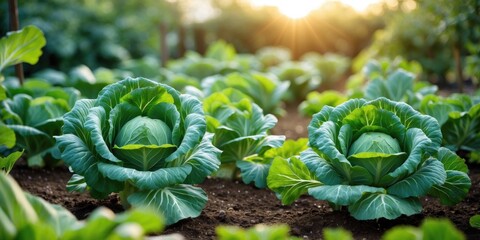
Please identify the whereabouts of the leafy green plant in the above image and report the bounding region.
[268,98,471,220]
[2,89,78,167]
[469,215,480,229]
[202,72,289,115]
[0,25,46,79]
[363,69,436,109]
[55,77,220,225]
[321,218,465,240]
[323,228,353,240]
[216,224,300,240]
[0,172,164,240]
[270,61,321,101]
[256,47,291,70]
[420,94,480,158]
[301,52,350,87]
[203,88,285,188]
[298,90,347,117]
[382,218,465,240]
[0,25,46,169]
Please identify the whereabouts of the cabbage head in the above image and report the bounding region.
[268,98,471,220]
[55,77,221,225]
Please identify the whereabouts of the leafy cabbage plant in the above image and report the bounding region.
[269,61,321,101]
[203,88,285,188]
[55,77,221,225]
[2,83,80,167]
[268,98,471,220]
[299,90,347,117]
[202,72,289,115]
[420,94,480,156]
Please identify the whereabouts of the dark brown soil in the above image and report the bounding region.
[9,105,480,240]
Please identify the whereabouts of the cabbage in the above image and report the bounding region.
[268,98,471,220]
[55,77,221,225]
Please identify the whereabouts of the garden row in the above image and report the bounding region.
[1,26,479,239]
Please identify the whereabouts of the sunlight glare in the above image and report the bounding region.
[276,0,322,19]
[250,0,383,17]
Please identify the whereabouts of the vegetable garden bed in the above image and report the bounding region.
[10,105,480,239]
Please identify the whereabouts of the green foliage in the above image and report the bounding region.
[256,47,291,70]
[469,215,480,229]
[2,87,78,167]
[270,61,321,101]
[55,77,220,225]
[203,88,284,188]
[0,25,46,76]
[0,172,164,240]
[216,224,300,240]
[358,0,480,83]
[301,52,351,86]
[299,90,347,117]
[202,72,289,115]
[323,228,353,240]
[268,98,471,220]
[347,59,436,109]
[382,218,465,240]
[420,94,480,155]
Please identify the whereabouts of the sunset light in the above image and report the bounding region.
[251,0,383,18]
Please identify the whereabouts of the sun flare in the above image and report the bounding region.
[250,0,383,19]
[273,0,322,19]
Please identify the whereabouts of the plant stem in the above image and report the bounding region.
[119,182,136,209]
[8,0,24,85]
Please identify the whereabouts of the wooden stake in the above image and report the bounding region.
[8,0,24,85]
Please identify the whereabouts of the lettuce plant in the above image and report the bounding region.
[268,98,471,220]
[55,77,221,225]
[203,88,285,188]
[0,172,164,240]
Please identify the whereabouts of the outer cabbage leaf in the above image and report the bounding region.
[267,157,321,205]
[348,192,422,220]
[128,184,207,225]
[428,148,471,205]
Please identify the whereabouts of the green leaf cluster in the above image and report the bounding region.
[420,94,480,157]
[322,218,465,240]
[0,25,46,172]
[270,61,321,100]
[268,98,471,220]
[216,224,300,240]
[2,83,79,167]
[299,90,347,117]
[55,77,221,225]
[202,72,289,115]
[0,25,46,77]
[203,88,285,188]
[0,172,164,240]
